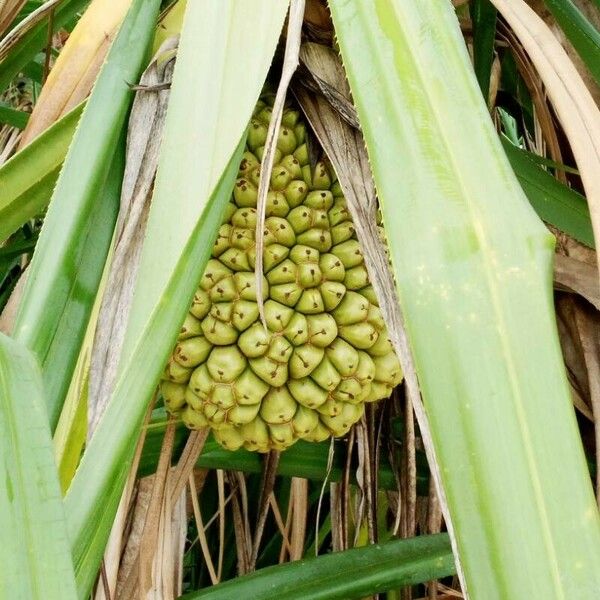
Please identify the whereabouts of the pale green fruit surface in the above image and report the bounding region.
[161,96,402,452]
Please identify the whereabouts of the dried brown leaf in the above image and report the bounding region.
[527,0,600,106]
[401,391,417,544]
[149,481,179,600]
[95,403,154,600]
[304,0,330,30]
[250,450,281,569]
[268,493,293,558]
[216,469,226,579]
[88,40,177,436]
[226,471,252,575]
[0,0,27,37]
[315,437,335,556]
[573,304,600,504]
[171,487,187,598]
[115,477,154,599]
[254,0,304,329]
[556,296,594,414]
[0,0,61,63]
[189,474,219,585]
[354,418,376,545]
[289,477,308,561]
[496,22,566,182]
[138,419,177,597]
[554,253,600,310]
[168,429,209,506]
[115,418,176,599]
[329,482,344,552]
[426,477,444,600]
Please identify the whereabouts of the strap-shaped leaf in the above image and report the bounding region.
[0,103,83,244]
[0,333,77,599]
[503,138,594,248]
[471,0,498,99]
[330,0,600,597]
[139,422,430,493]
[182,534,454,600]
[543,0,600,87]
[12,0,161,429]
[0,102,29,128]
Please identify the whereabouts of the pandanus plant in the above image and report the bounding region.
[1,0,600,598]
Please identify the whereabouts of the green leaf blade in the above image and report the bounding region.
[0,103,83,244]
[543,0,600,87]
[0,333,77,600]
[12,0,161,429]
[471,0,497,99]
[139,420,429,493]
[0,102,30,128]
[330,0,600,597]
[182,534,454,600]
[503,137,595,248]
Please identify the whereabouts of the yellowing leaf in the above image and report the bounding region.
[19,0,133,147]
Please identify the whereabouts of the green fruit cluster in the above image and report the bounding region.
[160,97,402,452]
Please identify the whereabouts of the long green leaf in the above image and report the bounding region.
[511,149,579,176]
[0,0,90,93]
[330,1,600,598]
[0,333,77,599]
[0,102,29,128]
[183,534,454,600]
[12,0,160,429]
[543,0,600,87]
[56,368,88,493]
[503,137,595,248]
[139,416,429,493]
[0,102,82,244]
[470,0,497,99]
[64,137,245,598]
[0,232,38,260]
